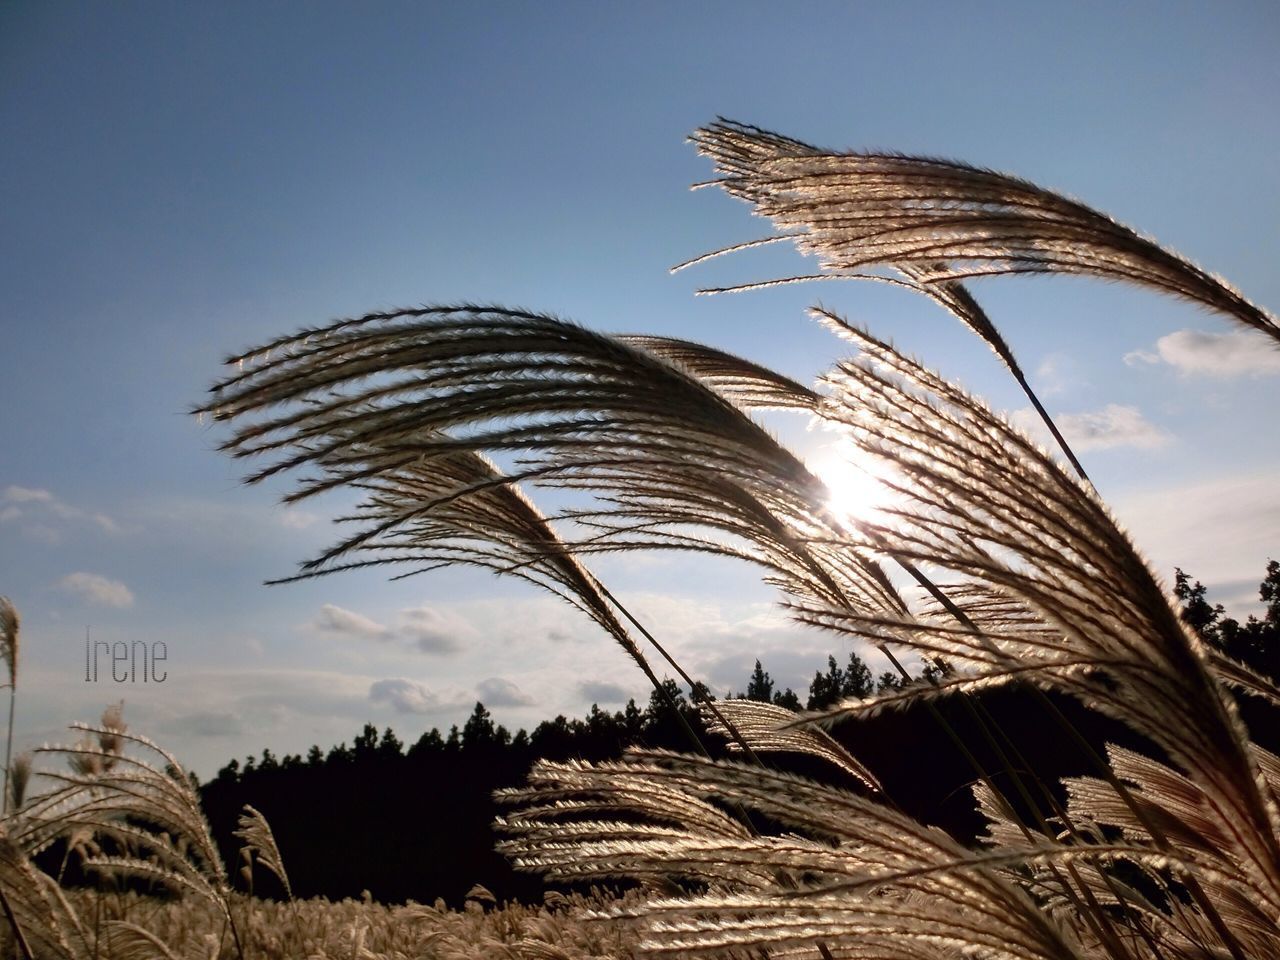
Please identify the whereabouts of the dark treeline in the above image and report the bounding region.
[198,661,885,907]
[201,562,1279,906]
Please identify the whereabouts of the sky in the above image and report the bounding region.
[2,2,1278,778]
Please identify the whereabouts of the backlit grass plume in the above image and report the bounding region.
[233,804,292,900]
[681,119,1280,483]
[18,714,249,958]
[684,119,1280,342]
[498,749,1186,960]
[198,305,908,630]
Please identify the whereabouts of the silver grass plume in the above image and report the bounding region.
[233,804,292,899]
[685,119,1280,345]
[0,834,84,960]
[198,324,749,712]
[197,304,908,634]
[699,698,879,791]
[7,752,31,811]
[618,335,821,412]
[102,922,181,960]
[683,120,1280,483]
[498,749,1178,959]
[28,721,233,918]
[788,309,1280,920]
[0,597,17,689]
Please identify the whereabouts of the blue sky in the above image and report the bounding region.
[2,2,1277,776]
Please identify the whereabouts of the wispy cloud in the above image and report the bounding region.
[476,676,535,707]
[369,678,440,714]
[309,603,473,654]
[278,509,320,530]
[1033,354,1079,397]
[58,572,134,608]
[312,604,390,640]
[2,485,118,539]
[1013,404,1171,452]
[1124,329,1280,377]
[399,606,473,654]
[4,486,54,505]
[169,711,245,737]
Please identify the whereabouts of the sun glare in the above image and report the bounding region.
[806,440,900,530]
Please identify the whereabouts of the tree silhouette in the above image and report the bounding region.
[745,660,774,702]
[807,652,874,709]
[1177,561,1280,681]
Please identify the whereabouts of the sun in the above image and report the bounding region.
[805,440,900,530]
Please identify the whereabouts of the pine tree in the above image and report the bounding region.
[745,660,774,702]
[772,687,802,710]
[462,702,497,748]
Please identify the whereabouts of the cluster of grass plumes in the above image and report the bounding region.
[0,704,252,959]
[14,887,639,960]
[192,121,1280,960]
[0,697,639,958]
[0,119,1217,960]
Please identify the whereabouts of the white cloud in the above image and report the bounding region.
[1057,405,1172,451]
[1012,404,1171,452]
[476,676,535,707]
[398,606,472,654]
[1123,348,1159,366]
[309,604,475,653]
[1125,329,1280,377]
[369,678,440,714]
[58,572,134,608]
[311,604,390,640]
[91,514,119,533]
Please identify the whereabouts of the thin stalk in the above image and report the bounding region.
[0,885,31,960]
[2,687,13,816]
[224,895,247,960]
[1010,367,1091,486]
